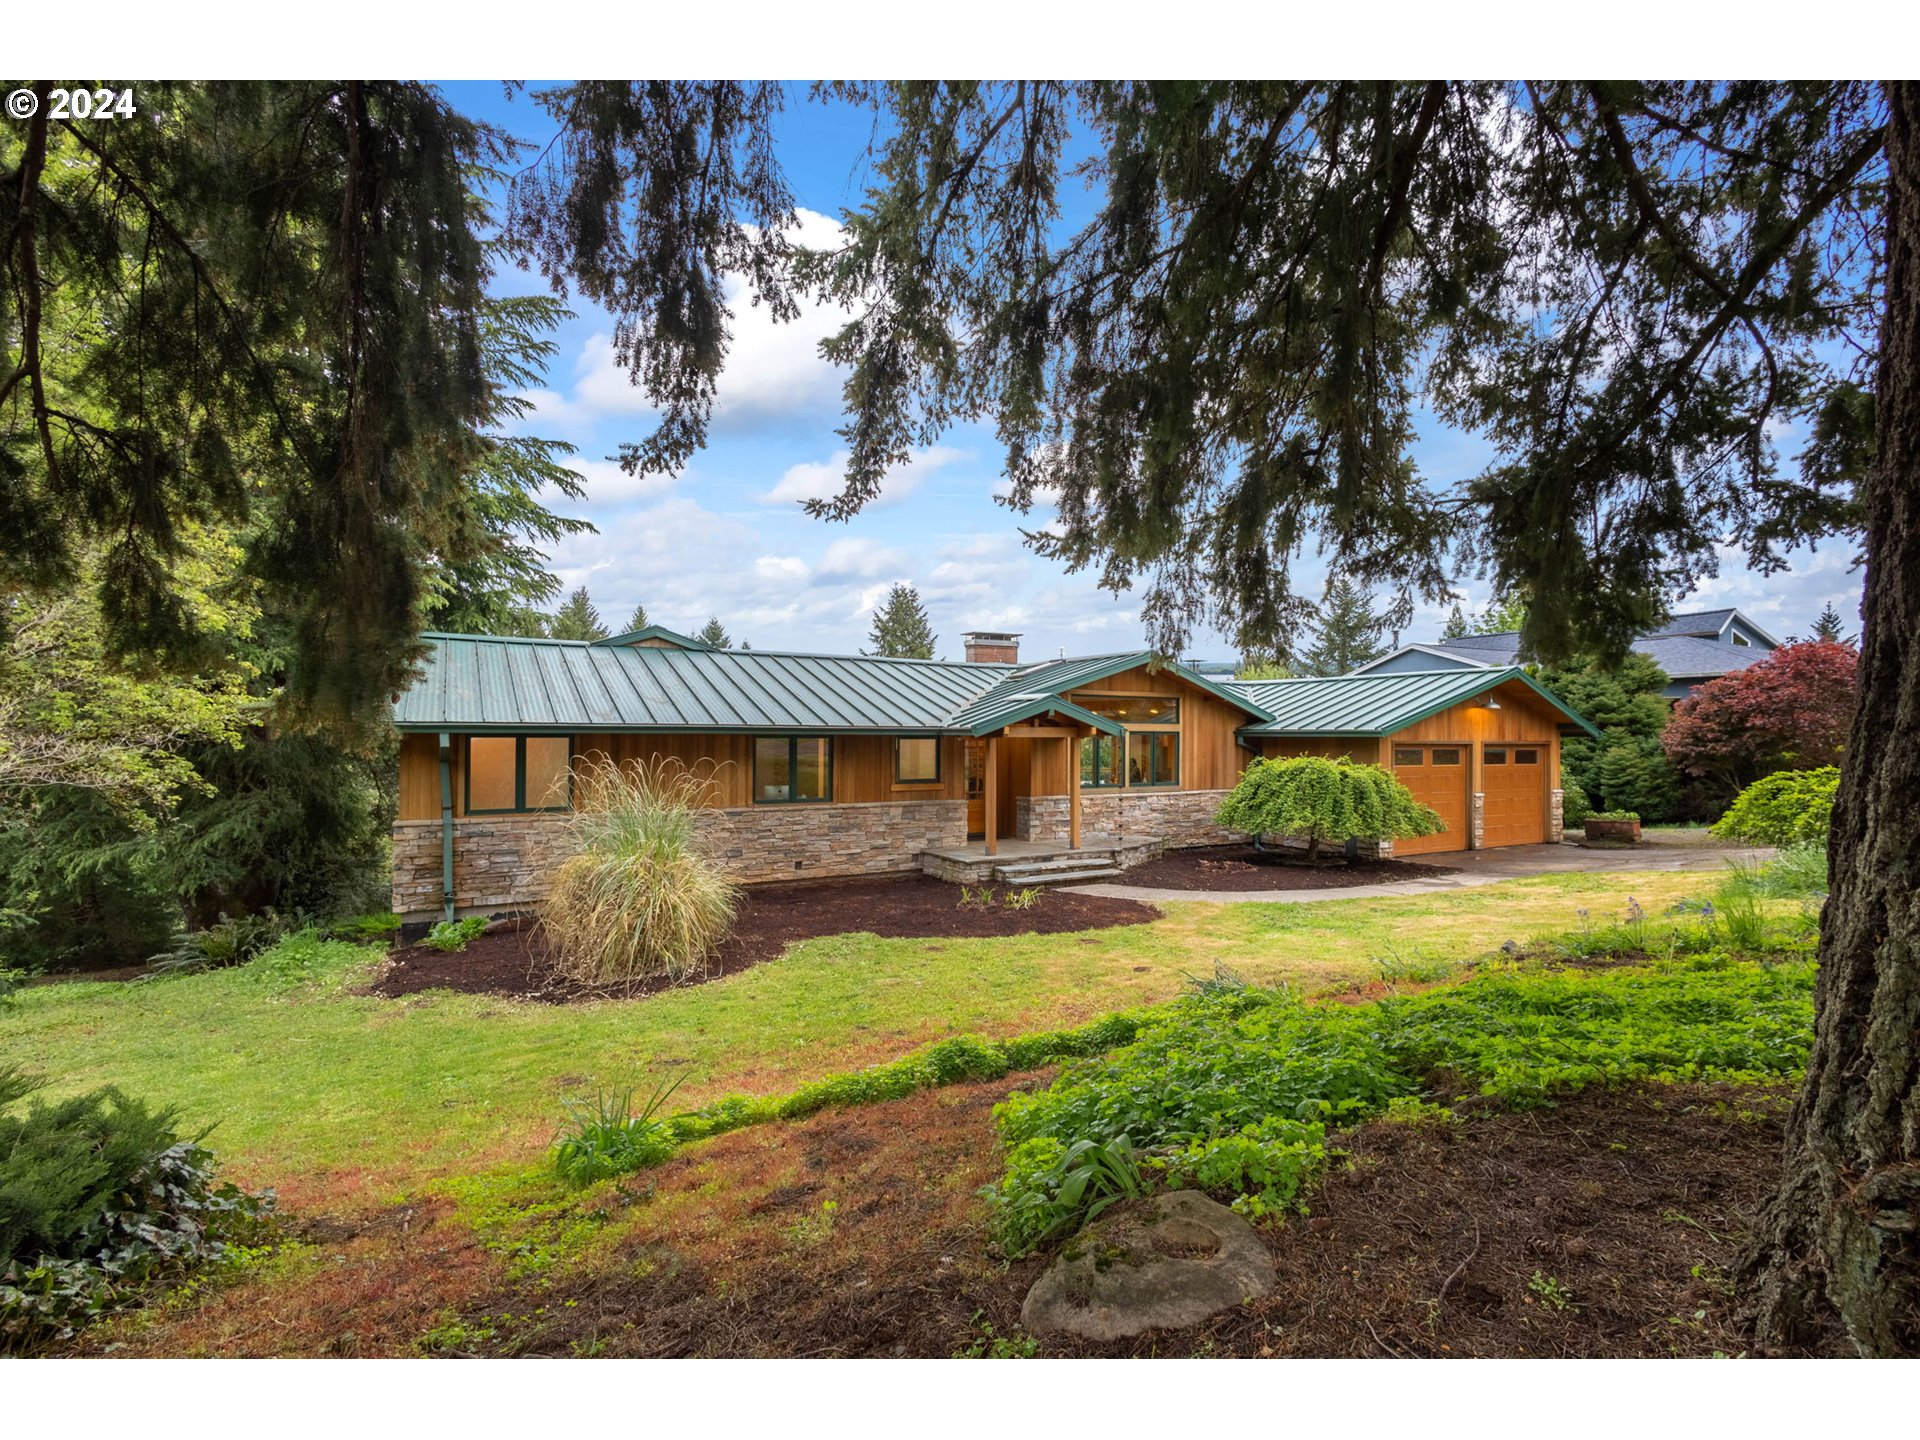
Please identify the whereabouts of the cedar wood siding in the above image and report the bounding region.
[396,733,967,820]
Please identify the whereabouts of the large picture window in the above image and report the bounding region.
[894,737,941,784]
[466,735,572,814]
[754,736,833,804]
[1069,693,1180,725]
[1127,732,1179,787]
[1080,735,1123,788]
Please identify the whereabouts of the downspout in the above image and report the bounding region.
[438,732,455,923]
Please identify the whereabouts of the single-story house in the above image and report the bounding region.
[389,629,1598,919]
[1354,607,1781,699]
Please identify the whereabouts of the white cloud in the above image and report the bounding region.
[557,209,858,433]
[753,555,811,583]
[552,456,681,511]
[761,444,969,508]
[815,536,908,580]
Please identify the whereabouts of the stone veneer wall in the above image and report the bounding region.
[392,800,968,917]
[1549,788,1565,843]
[1015,788,1248,848]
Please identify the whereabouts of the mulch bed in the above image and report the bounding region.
[365,874,1160,1005]
[460,1078,1807,1359]
[1117,843,1458,892]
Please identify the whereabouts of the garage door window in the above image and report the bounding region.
[1433,748,1462,765]
[1484,747,1508,765]
[1515,748,1540,764]
[1394,748,1423,766]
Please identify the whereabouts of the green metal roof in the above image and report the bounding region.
[1230,668,1600,739]
[591,624,714,650]
[943,689,1124,738]
[960,651,1276,726]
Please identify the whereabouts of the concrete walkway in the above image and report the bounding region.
[1062,840,1775,906]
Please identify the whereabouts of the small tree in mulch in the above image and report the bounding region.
[1215,757,1443,863]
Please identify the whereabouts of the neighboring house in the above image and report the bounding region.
[389,629,1596,919]
[1353,608,1780,699]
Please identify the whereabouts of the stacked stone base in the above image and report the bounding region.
[1014,789,1247,848]
[392,799,967,919]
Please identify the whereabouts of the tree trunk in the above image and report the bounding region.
[1740,81,1920,1356]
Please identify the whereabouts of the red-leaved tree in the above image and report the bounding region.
[1662,641,1860,801]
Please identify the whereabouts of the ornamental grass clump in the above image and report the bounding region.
[1216,755,1443,862]
[540,756,739,985]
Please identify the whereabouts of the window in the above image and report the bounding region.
[1080,735,1123,788]
[1732,632,1751,646]
[466,735,572,814]
[1394,748,1424,766]
[754,737,832,804]
[894,737,941,784]
[1069,693,1180,725]
[1127,732,1178,787]
[1483,747,1508,765]
[1514,748,1541,765]
[1432,748,1463,766]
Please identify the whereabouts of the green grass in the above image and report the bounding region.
[0,868,1762,1204]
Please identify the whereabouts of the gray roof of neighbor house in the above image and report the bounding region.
[392,637,1271,738]
[1228,668,1600,739]
[1361,630,1764,682]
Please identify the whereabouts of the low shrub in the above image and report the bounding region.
[1560,777,1592,827]
[0,968,25,1012]
[541,757,740,985]
[0,1067,273,1352]
[322,912,403,944]
[1712,767,1840,847]
[145,911,293,978]
[423,916,488,953]
[1216,756,1442,862]
[1584,810,1641,824]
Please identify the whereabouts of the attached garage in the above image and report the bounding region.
[1388,744,1471,856]
[1233,668,1599,857]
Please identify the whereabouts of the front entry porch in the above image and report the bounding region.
[918,832,1164,886]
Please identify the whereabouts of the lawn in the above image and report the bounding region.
[1,868,1734,1208]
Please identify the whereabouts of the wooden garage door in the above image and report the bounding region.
[1391,745,1469,855]
[1481,744,1547,846]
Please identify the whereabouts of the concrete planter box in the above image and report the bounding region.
[1584,817,1642,843]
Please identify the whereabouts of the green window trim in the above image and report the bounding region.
[893,737,942,785]
[1127,732,1180,788]
[1080,735,1124,788]
[752,736,835,805]
[464,735,573,815]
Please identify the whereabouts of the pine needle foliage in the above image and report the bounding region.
[1216,756,1443,861]
[539,756,739,986]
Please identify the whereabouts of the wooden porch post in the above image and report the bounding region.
[984,734,999,856]
[1069,734,1083,850]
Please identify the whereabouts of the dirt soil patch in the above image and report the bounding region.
[452,1078,1808,1358]
[1118,844,1457,892]
[366,875,1159,1005]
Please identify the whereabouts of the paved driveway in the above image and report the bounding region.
[1064,840,1776,906]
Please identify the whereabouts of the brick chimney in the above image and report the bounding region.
[963,630,1021,664]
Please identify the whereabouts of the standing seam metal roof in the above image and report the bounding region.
[395,636,1278,734]
[1229,668,1600,738]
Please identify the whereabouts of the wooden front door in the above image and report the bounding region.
[964,739,987,838]
[1480,744,1547,846]
[1390,743,1470,855]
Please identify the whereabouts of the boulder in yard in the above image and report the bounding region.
[1021,1190,1273,1341]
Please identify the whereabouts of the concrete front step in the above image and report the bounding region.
[994,853,1125,875]
[993,865,1125,886]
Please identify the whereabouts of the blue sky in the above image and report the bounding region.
[446,82,1868,662]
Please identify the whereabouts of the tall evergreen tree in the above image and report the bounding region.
[1,81,498,729]
[624,603,650,633]
[422,295,593,636]
[864,583,937,659]
[696,617,732,649]
[546,587,609,642]
[1811,601,1854,644]
[1474,594,1530,636]
[1298,577,1387,676]
[1439,604,1472,640]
